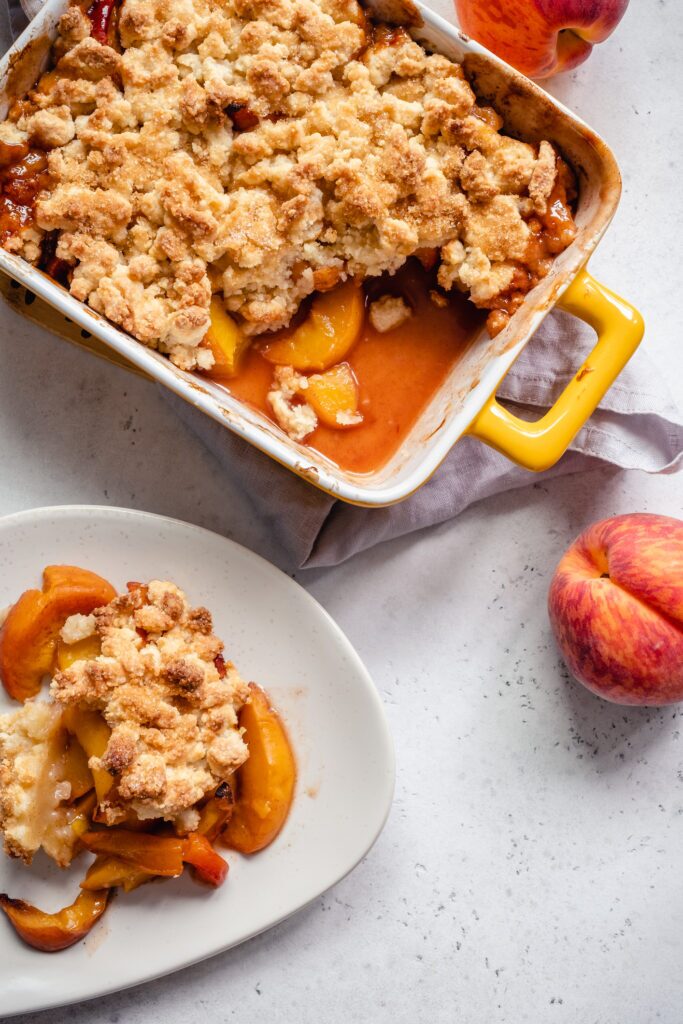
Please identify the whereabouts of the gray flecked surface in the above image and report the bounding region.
[0,1,682,1020]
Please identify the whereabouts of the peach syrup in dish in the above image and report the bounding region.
[216,261,485,475]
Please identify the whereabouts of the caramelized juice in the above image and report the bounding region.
[0,147,49,247]
[216,261,484,475]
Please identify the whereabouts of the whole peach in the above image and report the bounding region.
[454,0,630,79]
[548,514,683,705]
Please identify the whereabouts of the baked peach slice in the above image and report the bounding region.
[80,830,229,887]
[60,734,94,802]
[205,297,251,378]
[80,830,186,877]
[261,280,364,372]
[306,362,362,428]
[0,890,109,952]
[69,790,98,839]
[182,833,229,887]
[56,632,102,671]
[222,683,296,854]
[81,855,151,894]
[197,781,234,841]
[62,706,114,804]
[0,565,116,702]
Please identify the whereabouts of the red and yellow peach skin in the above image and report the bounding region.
[454,0,629,79]
[548,514,683,705]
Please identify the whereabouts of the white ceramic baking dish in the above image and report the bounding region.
[0,0,644,506]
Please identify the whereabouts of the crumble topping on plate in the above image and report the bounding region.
[0,0,567,370]
[0,700,80,865]
[50,580,250,825]
[0,580,249,863]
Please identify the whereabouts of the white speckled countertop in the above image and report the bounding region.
[1,1,682,1021]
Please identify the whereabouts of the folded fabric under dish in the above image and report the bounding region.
[2,0,682,569]
[167,310,682,568]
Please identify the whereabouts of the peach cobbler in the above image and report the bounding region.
[0,0,577,462]
[0,565,295,952]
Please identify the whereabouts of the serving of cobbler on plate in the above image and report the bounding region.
[0,0,577,468]
[0,565,295,952]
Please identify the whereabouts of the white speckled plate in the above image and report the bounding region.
[0,506,394,1017]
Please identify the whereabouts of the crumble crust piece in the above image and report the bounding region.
[369,294,412,333]
[0,700,80,865]
[50,580,250,825]
[268,364,318,441]
[0,0,564,370]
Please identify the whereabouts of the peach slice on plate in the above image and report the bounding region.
[0,890,109,952]
[197,782,235,841]
[56,633,101,671]
[80,830,186,877]
[261,280,364,372]
[59,734,93,802]
[81,855,151,894]
[80,830,229,888]
[0,566,115,702]
[62,706,113,803]
[223,683,296,854]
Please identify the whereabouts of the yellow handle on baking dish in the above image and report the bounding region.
[466,267,644,472]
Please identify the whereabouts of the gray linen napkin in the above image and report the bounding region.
[167,309,683,567]
[2,0,682,569]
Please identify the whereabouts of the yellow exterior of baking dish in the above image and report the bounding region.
[466,268,645,472]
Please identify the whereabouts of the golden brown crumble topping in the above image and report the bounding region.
[0,0,574,369]
[50,580,249,825]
